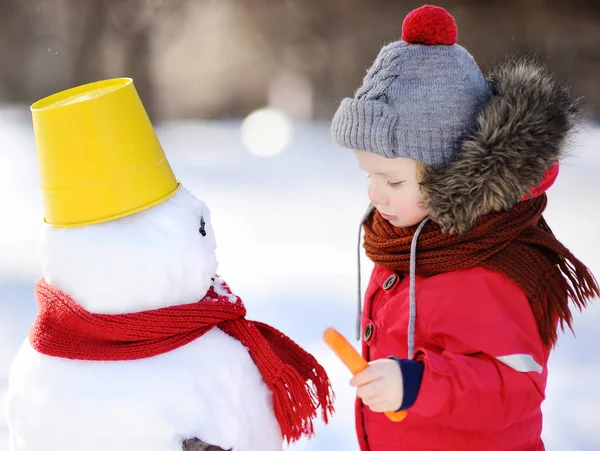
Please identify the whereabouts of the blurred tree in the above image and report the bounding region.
[0,0,36,101]
[67,0,188,119]
[240,0,600,119]
[0,0,598,120]
[69,0,108,86]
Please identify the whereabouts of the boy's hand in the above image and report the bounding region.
[350,358,404,412]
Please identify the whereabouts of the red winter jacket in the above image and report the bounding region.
[356,265,549,451]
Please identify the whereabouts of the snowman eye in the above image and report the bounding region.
[199,216,207,236]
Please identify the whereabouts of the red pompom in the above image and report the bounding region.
[401,5,458,45]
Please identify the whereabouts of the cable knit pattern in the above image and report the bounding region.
[355,42,408,101]
[332,36,491,167]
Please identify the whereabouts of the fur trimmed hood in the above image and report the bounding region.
[421,57,581,235]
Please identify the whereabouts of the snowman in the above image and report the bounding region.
[4,79,333,451]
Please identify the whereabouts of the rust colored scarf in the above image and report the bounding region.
[362,195,598,348]
[29,278,334,443]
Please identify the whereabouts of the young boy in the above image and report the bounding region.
[331,5,598,450]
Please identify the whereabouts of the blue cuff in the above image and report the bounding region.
[388,356,424,411]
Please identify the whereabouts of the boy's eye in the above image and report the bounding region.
[388,181,404,188]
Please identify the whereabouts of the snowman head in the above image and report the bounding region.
[40,186,218,314]
[31,79,218,313]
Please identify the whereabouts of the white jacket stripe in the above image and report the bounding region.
[495,354,543,374]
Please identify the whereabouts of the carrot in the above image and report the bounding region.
[323,328,407,422]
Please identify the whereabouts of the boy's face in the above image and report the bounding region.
[354,151,429,228]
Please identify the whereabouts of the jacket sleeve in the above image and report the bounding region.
[408,268,548,431]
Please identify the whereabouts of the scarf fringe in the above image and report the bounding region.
[534,218,599,347]
[551,253,599,333]
[271,365,323,442]
[253,322,335,442]
[223,321,334,443]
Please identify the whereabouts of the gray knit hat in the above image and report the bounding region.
[331,5,492,168]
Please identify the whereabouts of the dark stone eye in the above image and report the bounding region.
[199,216,206,236]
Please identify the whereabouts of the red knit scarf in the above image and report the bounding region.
[363,195,599,348]
[29,278,334,443]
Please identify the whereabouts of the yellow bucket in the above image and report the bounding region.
[31,78,180,227]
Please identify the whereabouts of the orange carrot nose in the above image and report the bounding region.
[323,328,407,422]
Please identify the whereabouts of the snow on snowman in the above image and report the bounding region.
[4,79,333,451]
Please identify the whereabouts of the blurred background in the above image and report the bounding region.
[1,1,599,450]
[1,0,599,121]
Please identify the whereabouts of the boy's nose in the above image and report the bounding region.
[368,181,388,206]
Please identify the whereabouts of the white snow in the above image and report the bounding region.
[5,328,281,451]
[39,186,218,314]
[0,107,599,450]
[213,277,239,304]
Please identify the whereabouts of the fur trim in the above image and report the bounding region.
[421,57,581,235]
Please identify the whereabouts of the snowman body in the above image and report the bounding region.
[5,187,283,451]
